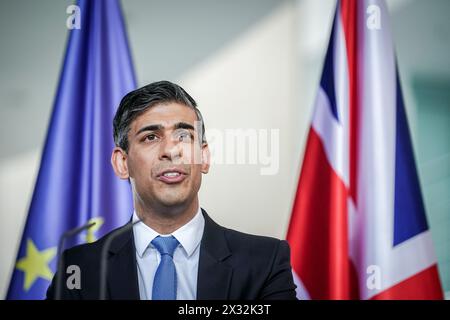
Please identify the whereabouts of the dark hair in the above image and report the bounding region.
[113,81,206,152]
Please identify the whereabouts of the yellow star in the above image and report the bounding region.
[85,216,104,243]
[15,239,56,291]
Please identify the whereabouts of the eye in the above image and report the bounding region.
[144,133,158,142]
[178,131,193,142]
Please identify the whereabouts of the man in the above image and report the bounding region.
[47,81,297,300]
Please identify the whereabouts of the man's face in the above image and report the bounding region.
[112,102,210,212]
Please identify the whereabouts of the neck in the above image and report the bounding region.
[134,197,199,235]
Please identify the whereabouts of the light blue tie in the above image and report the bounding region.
[151,235,179,300]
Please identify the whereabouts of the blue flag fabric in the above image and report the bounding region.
[7,0,136,299]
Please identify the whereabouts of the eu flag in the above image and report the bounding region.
[7,0,136,299]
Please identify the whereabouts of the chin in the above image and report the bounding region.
[157,194,190,208]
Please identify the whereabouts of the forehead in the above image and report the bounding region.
[131,102,198,132]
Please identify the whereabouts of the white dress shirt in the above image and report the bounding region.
[132,207,205,300]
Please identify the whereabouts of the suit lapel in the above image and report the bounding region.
[197,210,233,300]
[103,210,233,300]
[106,223,140,300]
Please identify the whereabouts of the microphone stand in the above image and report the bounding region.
[99,219,141,300]
[55,221,96,300]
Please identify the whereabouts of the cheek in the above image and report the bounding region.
[128,149,156,178]
[189,164,203,184]
[182,144,202,165]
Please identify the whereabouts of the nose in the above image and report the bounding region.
[159,136,182,161]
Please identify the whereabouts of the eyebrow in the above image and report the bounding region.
[136,124,164,136]
[173,122,195,131]
[135,122,195,136]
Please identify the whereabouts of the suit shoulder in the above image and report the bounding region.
[62,223,130,262]
[203,210,286,252]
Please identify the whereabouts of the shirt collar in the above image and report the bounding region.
[132,207,204,258]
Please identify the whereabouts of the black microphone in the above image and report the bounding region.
[99,219,142,300]
[55,221,96,300]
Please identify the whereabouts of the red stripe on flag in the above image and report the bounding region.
[371,265,444,300]
[340,0,359,206]
[287,128,356,299]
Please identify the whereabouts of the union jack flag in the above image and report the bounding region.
[287,0,443,299]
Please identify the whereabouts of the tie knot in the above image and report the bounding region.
[151,235,179,256]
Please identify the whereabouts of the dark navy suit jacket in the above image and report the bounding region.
[46,209,297,300]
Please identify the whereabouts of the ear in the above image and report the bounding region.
[111,147,130,179]
[201,143,210,174]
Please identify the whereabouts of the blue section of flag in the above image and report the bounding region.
[7,0,135,299]
[320,15,339,122]
[393,74,429,246]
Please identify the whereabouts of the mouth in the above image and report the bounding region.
[156,168,188,184]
